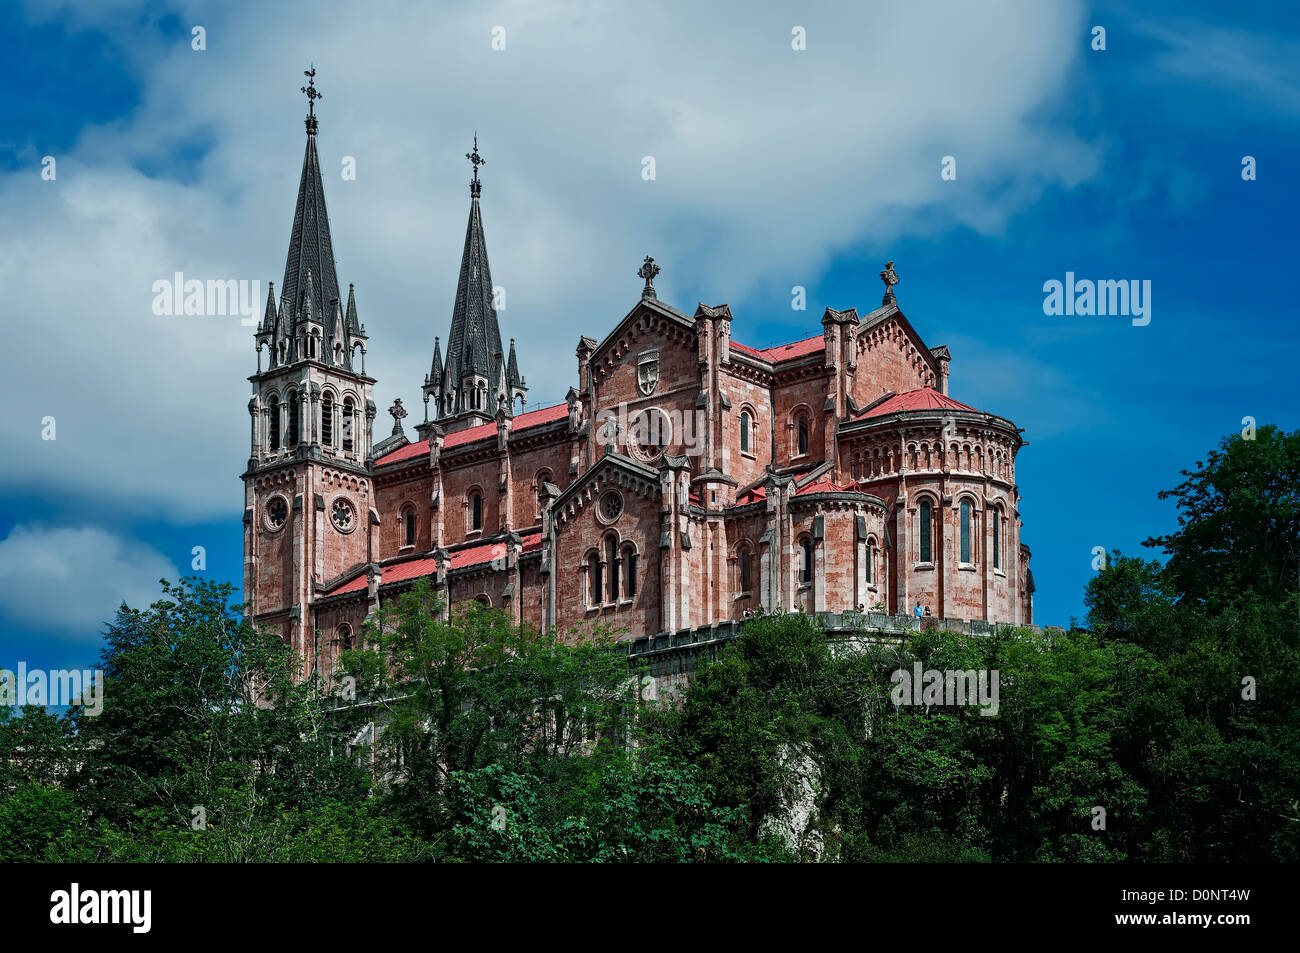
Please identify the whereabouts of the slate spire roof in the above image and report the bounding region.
[270,97,365,372]
[282,118,340,339]
[442,180,504,388]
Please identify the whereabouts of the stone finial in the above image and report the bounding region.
[880,260,899,303]
[638,256,661,300]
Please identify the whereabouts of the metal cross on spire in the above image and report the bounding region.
[466,133,486,196]
[301,65,323,132]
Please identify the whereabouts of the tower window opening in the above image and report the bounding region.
[268,395,280,451]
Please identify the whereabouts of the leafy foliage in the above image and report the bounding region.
[2,426,1296,861]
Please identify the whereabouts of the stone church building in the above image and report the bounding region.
[243,96,1033,681]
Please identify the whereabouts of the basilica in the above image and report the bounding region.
[242,86,1033,680]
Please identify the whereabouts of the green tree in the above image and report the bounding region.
[68,577,367,836]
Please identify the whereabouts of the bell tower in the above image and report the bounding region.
[243,68,377,677]
[422,136,526,434]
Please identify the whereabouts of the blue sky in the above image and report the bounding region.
[1,0,1297,678]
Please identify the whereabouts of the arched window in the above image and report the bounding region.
[337,623,353,651]
[268,394,280,451]
[587,550,602,606]
[739,411,751,454]
[470,492,483,532]
[796,415,809,456]
[992,508,1001,570]
[322,394,334,447]
[342,397,354,452]
[960,500,972,564]
[607,535,620,602]
[403,508,416,548]
[534,469,553,519]
[740,546,752,592]
[800,538,813,584]
[287,389,300,446]
[867,540,875,584]
[919,500,932,563]
[623,546,637,598]
[474,594,491,607]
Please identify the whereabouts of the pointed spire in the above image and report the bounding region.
[281,69,341,340]
[261,281,277,332]
[442,137,504,397]
[344,283,360,334]
[429,336,443,385]
[506,338,521,388]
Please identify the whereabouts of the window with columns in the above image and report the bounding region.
[469,490,483,533]
[402,506,416,548]
[606,534,619,603]
[960,499,973,564]
[993,507,1002,570]
[322,394,333,447]
[268,394,280,451]
[919,500,933,563]
[585,549,602,607]
[622,545,637,599]
[287,389,300,446]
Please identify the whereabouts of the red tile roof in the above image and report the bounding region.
[374,438,428,466]
[794,477,867,496]
[449,540,506,570]
[856,388,978,419]
[327,573,370,596]
[736,484,766,505]
[375,402,569,466]
[323,532,545,596]
[730,334,825,363]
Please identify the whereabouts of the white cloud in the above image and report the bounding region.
[2,0,1098,520]
[0,525,177,640]
[1136,20,1300,116]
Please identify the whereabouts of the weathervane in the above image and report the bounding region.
[301,65,323,133]
[638,256,661,300]
[467,134,485,196]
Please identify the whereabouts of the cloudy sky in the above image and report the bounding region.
[1,0,1296,673]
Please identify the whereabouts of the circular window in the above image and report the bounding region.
[331,497,357,533]
[630,410,669,462]
[264,495,289,531]
[598,491,624,523]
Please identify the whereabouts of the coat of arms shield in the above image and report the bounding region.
[637,353,659,396]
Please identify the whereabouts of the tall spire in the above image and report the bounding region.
[281,66,341,350]
[440,136,508,416]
